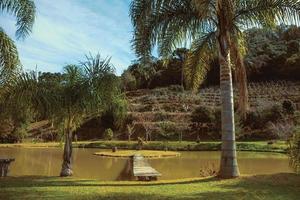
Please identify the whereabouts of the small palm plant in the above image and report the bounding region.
[5,54,122,176]
[130,0,300,178]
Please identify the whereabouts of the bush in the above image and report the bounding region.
[264,104,284,123]
[267,121,295,140]
[12,123,28,142]
[234,114,245,140]
[101,97,128,130]
[242,104,284,130]
[111,97,128,129]
[213,108,221,133]
[121,71,137,91]
[103,128,113,140]
[199,163,218,177]
[238,104,289,140]
[242,110,264,129]
[191,106,215,124]
[288,126,300,174]
[282,100,296,114]
[190,106,221,139]
[168,85,184,92]
[158,121,176,139]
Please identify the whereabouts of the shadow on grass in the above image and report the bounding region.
[0,175,217,188]
[0,173,299,200]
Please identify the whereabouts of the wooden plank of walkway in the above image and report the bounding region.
[133,154,161,180]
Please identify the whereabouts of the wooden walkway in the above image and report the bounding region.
[133,154,161,181]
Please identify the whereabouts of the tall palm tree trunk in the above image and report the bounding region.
[217,34,240,178]
[60,119,73,177]
[217,0,240,178]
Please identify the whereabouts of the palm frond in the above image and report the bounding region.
[0,27,20,82]
[81,53,115,79]
[235,0,300,29]
[230,33,249,117]
[184,31,216,91]
[5,72,56,117]
[79,53,119,112]
[130,0,214,60]
[0,0,36,39]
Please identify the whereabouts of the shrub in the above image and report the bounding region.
[288,126,300,174]
[264,104,284,123]
[267,121,295,140]
[213,108,221,133]
[168,85,184,92]
[234,114,245,140]
[111,97,128,129]
[242,104,284,130]
[243,110,262,129]
[190,106,221,139]
[158,121,176,140]
[101,97,128,130]
[199,163,218,177]
[156,111,169,121]
[12,123,28,142]
[103,128,113,140]
[191,106,215,124]
[282,100,296,114]
[121,71,137,91]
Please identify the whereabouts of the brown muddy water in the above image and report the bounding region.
[0,147,293,180]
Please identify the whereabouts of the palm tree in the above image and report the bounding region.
[130,0,300,178]
[0,0,35,78]
[6,54,121,177]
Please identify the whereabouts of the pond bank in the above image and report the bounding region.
[0,173,299,200]
[0,140,287,153]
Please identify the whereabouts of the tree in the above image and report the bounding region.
[6,54,122,177]
[130,0,300,178]
[172,48,188,88]
[126,124,135,141]
[0,0,36,79]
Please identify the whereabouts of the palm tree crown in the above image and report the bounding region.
[0,0,36,77]
[130,0,300,114]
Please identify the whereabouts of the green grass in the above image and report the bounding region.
[0,173,299,199]
[0,140,287,153]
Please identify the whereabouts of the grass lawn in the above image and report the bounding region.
[0,173,299,200]
[0,140,288,153]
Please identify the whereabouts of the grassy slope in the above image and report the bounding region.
[0,140,287,153]
[0,173,299,200]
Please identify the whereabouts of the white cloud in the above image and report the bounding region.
[0,0,135,75]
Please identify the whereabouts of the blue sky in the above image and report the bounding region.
[0,0,135,75]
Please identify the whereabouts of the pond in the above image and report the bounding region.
[0,147,293,180]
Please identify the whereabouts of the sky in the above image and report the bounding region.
[0,0,135,75]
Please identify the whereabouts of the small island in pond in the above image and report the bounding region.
[94,150,180,158]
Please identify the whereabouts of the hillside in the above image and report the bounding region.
[125,81,300,141]
[3,81,299,143]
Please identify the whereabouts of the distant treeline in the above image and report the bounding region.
[121,25,300,90]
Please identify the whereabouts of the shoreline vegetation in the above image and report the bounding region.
[0,140,287,153]
[0,173,299,200]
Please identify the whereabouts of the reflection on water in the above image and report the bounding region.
[0,147,293,180]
